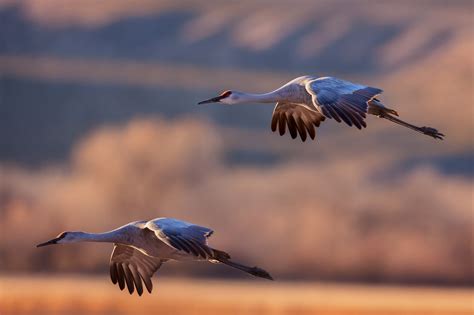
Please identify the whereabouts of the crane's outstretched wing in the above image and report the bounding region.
[306,77,382,129]
[109,244,164,296]
[145,218,214,260]
[271,102,326,142]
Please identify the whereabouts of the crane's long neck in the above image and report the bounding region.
[237,82,304,104]
[67,228,133,245]
[238,91,282,103]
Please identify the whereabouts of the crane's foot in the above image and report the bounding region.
[419,126,445,140]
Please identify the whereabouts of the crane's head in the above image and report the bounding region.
[198,90,243,105]
[36,231,82,247]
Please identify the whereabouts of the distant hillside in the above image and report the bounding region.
[1,0,471,74]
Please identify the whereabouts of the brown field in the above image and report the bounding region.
[0,275,472,315]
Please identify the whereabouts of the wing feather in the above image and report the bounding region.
[110,263,118,284]
[339,104,363,129]
[271,102,325,142]
[300,113,316,139]
[287,115,298,139]
[306,77,382,128]
[145,218,215,260]
[326,105,341,122]
[122,263,135,294]
[128,264,144,295]
[271,112,279,132]
[116,263,126,290]
[331,105,352,126]
[278,113,287,135]
[109,244,163,296]
[295,117,307,141]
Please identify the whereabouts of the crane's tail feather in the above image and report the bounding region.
[212,249,274,280]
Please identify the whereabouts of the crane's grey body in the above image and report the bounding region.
[105,219,210,261]
[37,217,273,296]
[198,75,444,141]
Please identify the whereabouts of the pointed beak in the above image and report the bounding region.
[36,237,61,247]
[198,96,222,105]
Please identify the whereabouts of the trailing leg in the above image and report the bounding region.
[212,249,274,280]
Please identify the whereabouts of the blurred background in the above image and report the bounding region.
[0,0,473,314]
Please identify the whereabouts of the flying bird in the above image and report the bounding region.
[198,76,444,142]
[37,217,273,295]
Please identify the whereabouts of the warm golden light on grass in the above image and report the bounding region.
[1,276,472,315]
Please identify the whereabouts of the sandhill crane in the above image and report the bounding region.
[198,76,444,142]
[37,217,273,295]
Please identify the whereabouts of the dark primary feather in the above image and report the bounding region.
[271,102,325,142]
[109,244,163,296]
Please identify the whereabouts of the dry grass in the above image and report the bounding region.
[0,275,472,315]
